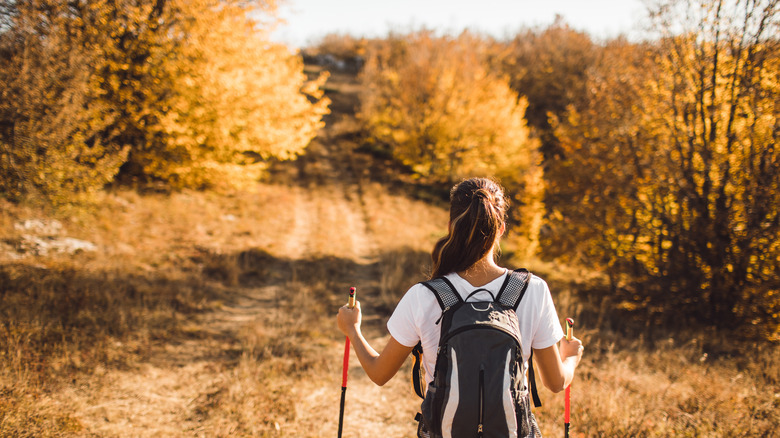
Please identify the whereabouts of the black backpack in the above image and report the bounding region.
[412,268,542,438]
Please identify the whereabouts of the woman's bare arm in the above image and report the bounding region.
[533,336,584,393]
[337,301,414,386]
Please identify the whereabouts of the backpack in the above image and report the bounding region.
[411,268,543,438]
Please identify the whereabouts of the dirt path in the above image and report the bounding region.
[46,68,428,436]
[30,64,436,437]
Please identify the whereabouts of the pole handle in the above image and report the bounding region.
[565,317,574,341]
[348,287,356,309]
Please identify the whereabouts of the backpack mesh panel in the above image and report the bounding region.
[500,271,529,308]
[427,278,460,307]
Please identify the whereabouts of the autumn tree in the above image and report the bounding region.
[549,0,780,337]
[358,31,543,254]
[0,0,329,201]
[131,0,329,188]
[495,18,597,161]
[0,1,128,204]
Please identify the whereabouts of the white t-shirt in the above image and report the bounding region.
[387,269,564,386]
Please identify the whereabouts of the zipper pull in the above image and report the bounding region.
[435,306,450,325]
[477,424,483,437]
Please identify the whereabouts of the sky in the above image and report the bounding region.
[272,0,650,49]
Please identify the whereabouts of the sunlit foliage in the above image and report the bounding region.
[0,1,128,204]
[0,0,329,200]
[358,31,543,254]
[358,31,538,182]
[549,0,780,337]
[135,0,329,188]
[496,18,597,161]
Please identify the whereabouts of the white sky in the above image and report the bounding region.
[272,0,650,48]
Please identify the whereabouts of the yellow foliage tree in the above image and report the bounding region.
[495,18,596,161]
[358,31,543,255]
[135,0,329,188]
[0,0,329,201]
[550,0,780,337]
[0,1,128,204]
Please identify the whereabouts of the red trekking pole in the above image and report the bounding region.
[564,318,574,438]
[337,287,356,438]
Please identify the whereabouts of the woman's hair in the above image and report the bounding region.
[430,177,508,278]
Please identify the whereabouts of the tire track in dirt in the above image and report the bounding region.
[279,185,315,260]
[278,136,424,435]
[261,87,425,434]
[312,180,376,263]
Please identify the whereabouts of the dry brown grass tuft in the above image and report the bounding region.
[532,333,780,437]
[0,262,212,376]
[507,255,780,437]
[0,384,85,437]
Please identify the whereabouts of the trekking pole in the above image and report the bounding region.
[564,318,574,438]
[338,287,356,438]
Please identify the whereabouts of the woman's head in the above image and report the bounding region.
[430,177,508,278]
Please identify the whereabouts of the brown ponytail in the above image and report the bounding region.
[430,178,508,278]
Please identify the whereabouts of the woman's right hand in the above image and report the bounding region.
[559,335,584,367]
[337,300,362,338]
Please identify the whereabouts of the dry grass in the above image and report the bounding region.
[512,256,780,437]
[2,183,778,437]
[528,328,780,437]
[0,178,444,436]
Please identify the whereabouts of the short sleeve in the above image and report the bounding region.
[386,285,422,348]
[531,279,565,350]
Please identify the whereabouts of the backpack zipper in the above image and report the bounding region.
[434,306,450,325]
[429,345,449,434]
[478,368,485,437]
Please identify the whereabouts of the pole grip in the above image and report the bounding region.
[348,287,356,309]
[565,318,574,341]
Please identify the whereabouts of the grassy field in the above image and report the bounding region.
[1,67,778,437]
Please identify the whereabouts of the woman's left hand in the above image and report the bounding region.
[337,300,362,337]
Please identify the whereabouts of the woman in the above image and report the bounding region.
[337,177,584,436]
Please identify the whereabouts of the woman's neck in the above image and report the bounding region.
[457,252,505,287]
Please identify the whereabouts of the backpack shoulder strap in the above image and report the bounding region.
[412,277,460,400]
[497,268,543,407]
[528,350,543,407]
[411,342,425,399]
[420,276,462,310]
[496,268,532,309]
